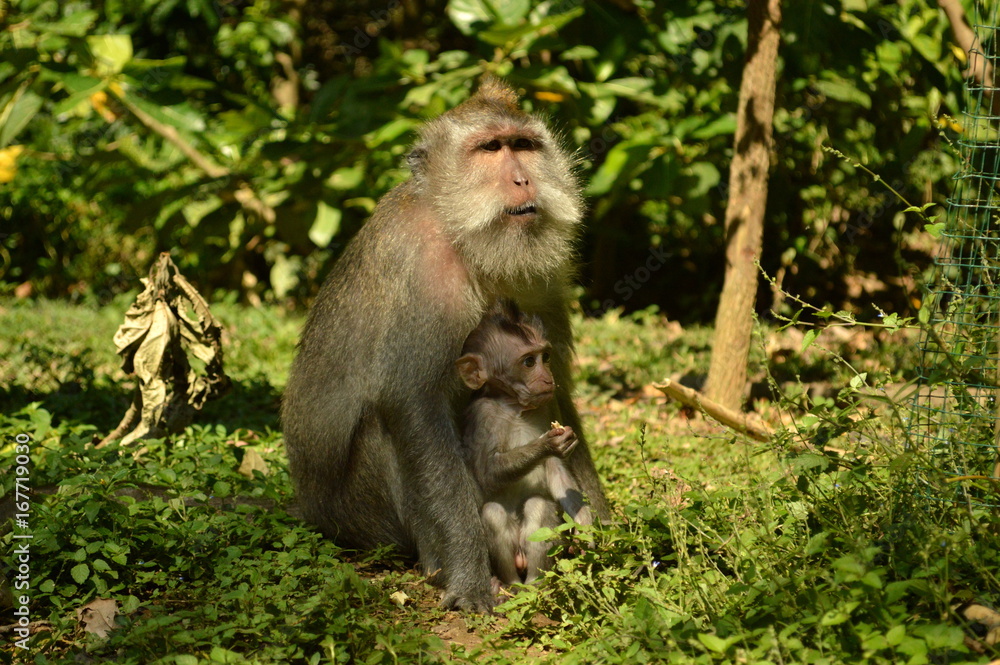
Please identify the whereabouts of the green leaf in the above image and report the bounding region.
[801,329,820,352]
[53,82,109,117]
[885,624,906,646]
[448,0,530,35]
[123,57,188,89]
[860,570,884,589]
[479,10,583,48]
[814,78,871,110]
[876,41,904,77]
[804,532,828,556]
[800,414,819,429]
[208,646,244,663]
[526,526,556,542]
[683,161,720,198]
[71,563,90,584]
[820,602,859,626]
[182,196,223,227]
[913,624,964,650]
[791,452,828,472]
[849,372,867,389]
[61,74,106,95]
[309,202,342,247]
[0,91,43,148]
[270,254,302,298]
[88,35,134,77]
[600,76,654,99]
[689,115,737,140]
[924,222,946,237]
[561,45,599,61]
[126,56,188,72]
[37,11,98,37]
[897,635,927,658]
[366,118,417,148]
[586,144,632,196]
[697,633,729,653]
[126,94,207,133]
[833,554,866,578]
[327,166,364,191]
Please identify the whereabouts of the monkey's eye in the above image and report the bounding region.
[523,356,536,368]
[512,137,535,150]
[542,352,551,364]
[480,140,503,152]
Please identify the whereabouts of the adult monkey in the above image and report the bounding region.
[282,77,610,611]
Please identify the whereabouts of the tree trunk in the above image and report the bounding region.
[937,0,999,115]
[704,0,782,411]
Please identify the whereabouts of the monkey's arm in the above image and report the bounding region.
[466,403,554,496]
[544,457,592,526]
[482,434,554,492]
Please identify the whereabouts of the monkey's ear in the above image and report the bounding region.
[406,144,428,175]
[456,354,487,390]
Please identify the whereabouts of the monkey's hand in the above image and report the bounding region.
[545,426,578,458]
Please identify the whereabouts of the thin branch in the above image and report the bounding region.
[114,90,275,223]
[655,378,775,442]
[116,93,227,178]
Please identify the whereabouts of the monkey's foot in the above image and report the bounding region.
[490,576,503,597]
[440,588,496,614]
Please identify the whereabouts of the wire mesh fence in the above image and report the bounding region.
[908,2,1000,506]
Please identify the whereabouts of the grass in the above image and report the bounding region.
[1,296,998,664]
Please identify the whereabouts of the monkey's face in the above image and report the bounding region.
[412,115,580,227]
[456,123,580,234]
[407,88,584,283]
[466,131,540,225]
[502,344,555,410]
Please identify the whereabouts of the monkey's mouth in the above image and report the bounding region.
[505,204,538,221]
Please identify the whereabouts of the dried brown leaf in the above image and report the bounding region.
[76,598,118,639]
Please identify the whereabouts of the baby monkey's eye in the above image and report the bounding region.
[512,138,535,150]
[481,140,502,152]
[523,356,536,368]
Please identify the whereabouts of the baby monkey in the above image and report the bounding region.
[457,300,592,585]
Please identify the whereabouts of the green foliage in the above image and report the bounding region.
[2,299,998,663]
[1,405,447,664]
[0,0,968,321]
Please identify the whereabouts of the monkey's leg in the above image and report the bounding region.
[398,411,493,611]
[288,406,414,552]
[481,501,521,585]
[520,496,560,583]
